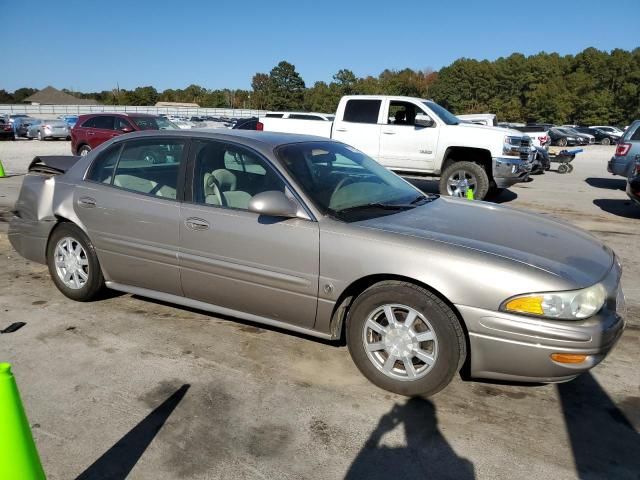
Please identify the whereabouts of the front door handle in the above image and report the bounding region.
[185,217,210,231]
[334,127,348,132]
[382,130,396,135]
[78,196,96,208]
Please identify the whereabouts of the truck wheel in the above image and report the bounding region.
[346,281,466,397]
[439,161,489,200]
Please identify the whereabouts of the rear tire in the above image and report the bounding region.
[439,161,490,200]
[78,145,92,156]
[557,138,568,147]
[346,281,466,397]
[47,223,104,302]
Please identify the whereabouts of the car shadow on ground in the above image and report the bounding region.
[557,373,640,479]
[76,384,190,480]
[585,177,627,190]
[593,199,640,219]
[345,397,475,479]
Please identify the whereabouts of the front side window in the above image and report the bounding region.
[343,100,381,124]
[192,140,285,210]
[276,141,432,222]
[130,116,178,130]
[115,117,133,130]
[95,139,186,199]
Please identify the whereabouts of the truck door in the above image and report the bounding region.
[332,99,382,160]
[378,100,439,171]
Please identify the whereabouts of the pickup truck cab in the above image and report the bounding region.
[260,95,534,199]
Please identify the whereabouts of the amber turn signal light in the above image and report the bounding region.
[550,353,588,364]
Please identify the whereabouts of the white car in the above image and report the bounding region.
[260,95,534,200]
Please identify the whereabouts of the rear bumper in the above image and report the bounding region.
[607,156,632,176]
[492,155,533,188]
[8,214,54,264]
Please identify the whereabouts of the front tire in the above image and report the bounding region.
[601,137,611,145]
[439,161,490,200]
[47,223,104,301]
[557,138,568,147]
[346,281,466,397]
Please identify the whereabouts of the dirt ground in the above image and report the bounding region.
[0,140,638,479]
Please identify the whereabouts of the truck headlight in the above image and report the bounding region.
[503,136,522,156]
[501,283,607,320]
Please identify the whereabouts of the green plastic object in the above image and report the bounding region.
[0,363,46,479]
[466,188,474,200]
[0,160,5,178]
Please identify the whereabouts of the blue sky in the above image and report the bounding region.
[2,0,638,92]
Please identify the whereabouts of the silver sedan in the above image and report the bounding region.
[26,119,70,140]
[8,130,625,396]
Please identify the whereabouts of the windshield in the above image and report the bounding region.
[423,101,459,125]
[131,117,179,130]
[275,141,435,222]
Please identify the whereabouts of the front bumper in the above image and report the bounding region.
[458,264,625,383]
[493,155,533,188]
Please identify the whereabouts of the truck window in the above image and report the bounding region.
[289,114,324,120]
[266,113,284,118]
[388,101,425,126]
[343,100,381,124]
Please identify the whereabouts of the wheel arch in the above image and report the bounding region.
[328,274,470,372]
[441,146,493,176]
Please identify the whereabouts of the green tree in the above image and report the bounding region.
[267,61,306,110]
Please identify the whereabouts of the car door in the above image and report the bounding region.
[74,137,188,296]
[332,98,382,160]
[85,115,119,149]
[179,139,320,328]
[378,99,439,171]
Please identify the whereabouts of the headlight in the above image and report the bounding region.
[501,283,607,320]
[503,136,522,155]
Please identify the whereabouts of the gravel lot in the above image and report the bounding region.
[0,140,638,479]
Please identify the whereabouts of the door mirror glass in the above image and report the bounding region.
[415,113,434,128]
[248,191,298,218]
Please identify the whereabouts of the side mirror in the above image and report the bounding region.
[415,114,434,128]
[121,127,133,133]
[248,191,298,218]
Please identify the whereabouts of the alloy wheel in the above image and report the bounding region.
[53,237,89,290]
[446,170,477,197]
[362,304,439,381]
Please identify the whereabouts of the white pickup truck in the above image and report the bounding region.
[259,95,534,199]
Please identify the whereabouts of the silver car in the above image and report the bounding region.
[26,119,70,140]
[8,130,625,396]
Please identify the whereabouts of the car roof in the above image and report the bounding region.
[109,129,338,154]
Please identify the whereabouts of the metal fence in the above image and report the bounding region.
[0,104,267,118]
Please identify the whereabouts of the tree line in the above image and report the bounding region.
[2,47,638,125]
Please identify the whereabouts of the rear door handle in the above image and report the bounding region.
[78,196,96,208]
[185,217,210,231]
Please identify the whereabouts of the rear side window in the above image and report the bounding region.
[82,116,114,130]
[343,100,381,124]
[266,113,284,118]
[86,144,122,183]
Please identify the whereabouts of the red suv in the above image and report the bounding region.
[71,113,178,155]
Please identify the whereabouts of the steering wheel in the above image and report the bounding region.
[331,176,358,199]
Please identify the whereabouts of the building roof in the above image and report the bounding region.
[23,86,100,105]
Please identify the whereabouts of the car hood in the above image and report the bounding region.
[455,122,523,137]
[356,197,613,288]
